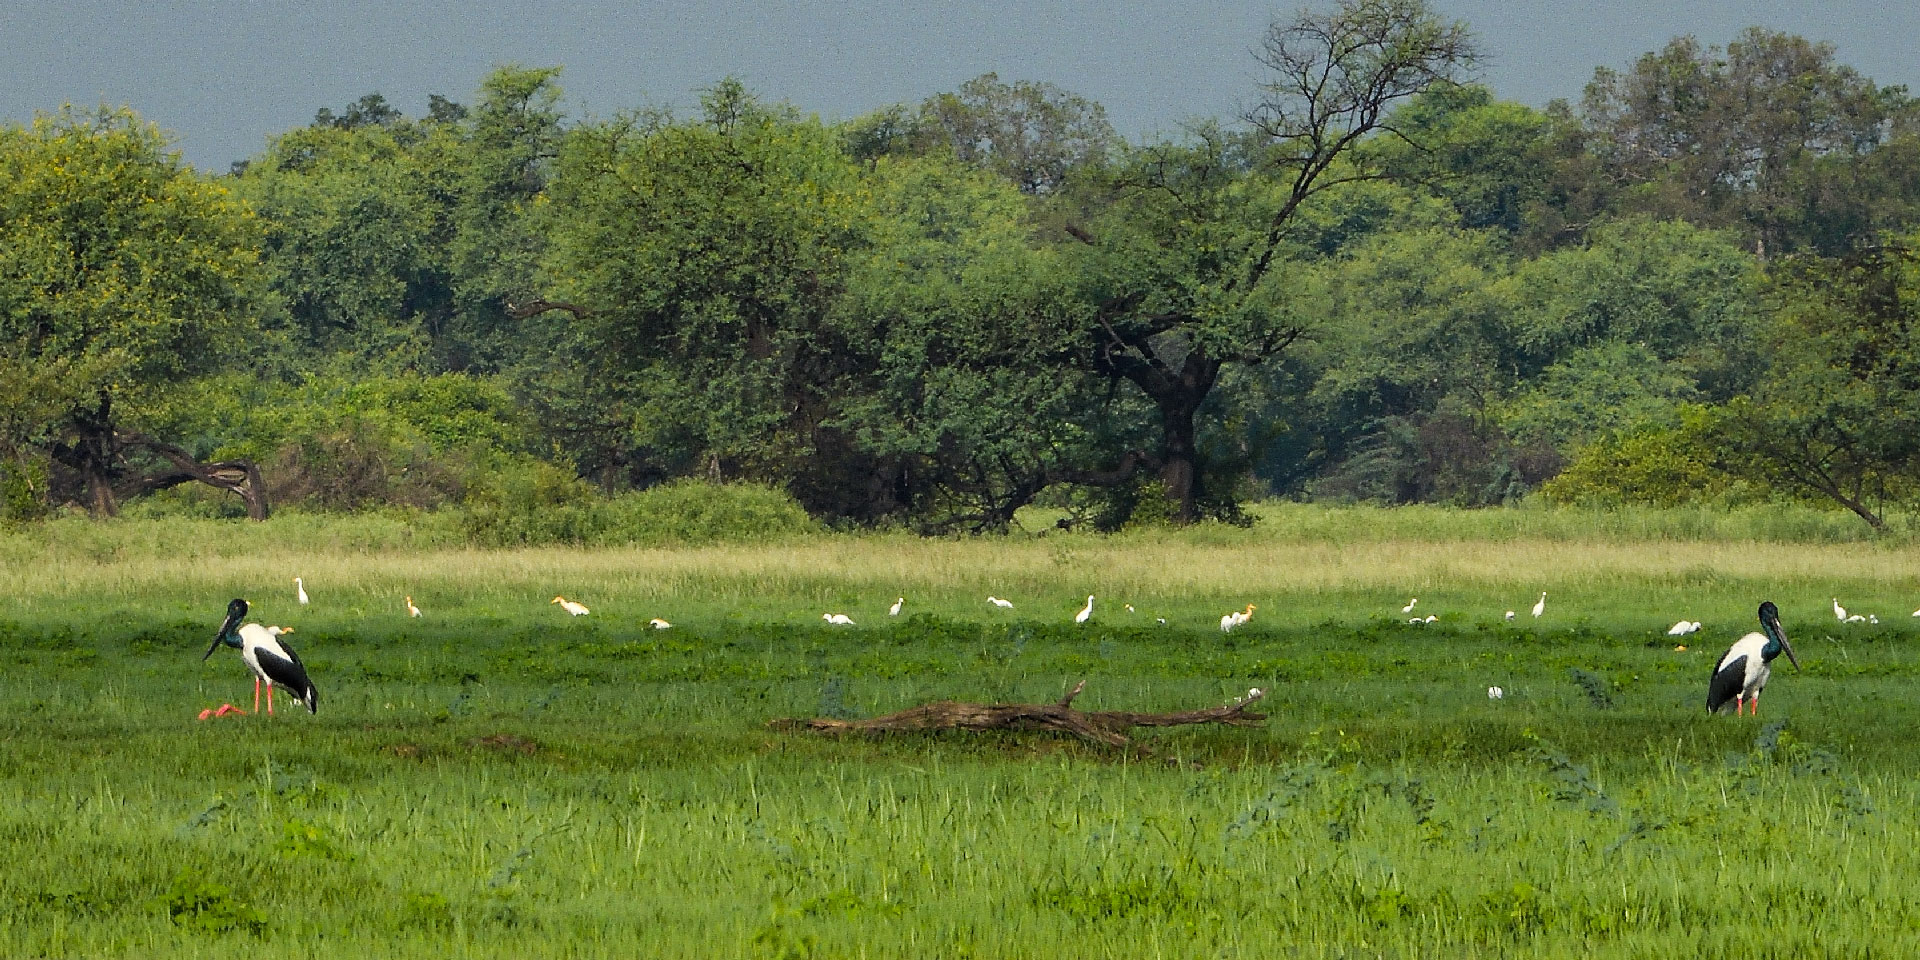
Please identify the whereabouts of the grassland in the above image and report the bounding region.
[4,504,1920,957]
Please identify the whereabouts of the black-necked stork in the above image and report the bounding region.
[202,599,318,716]
[1706,601,1799,715]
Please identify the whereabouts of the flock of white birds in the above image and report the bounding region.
[288,576,1920,639]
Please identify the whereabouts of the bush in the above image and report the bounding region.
[460,479,817,547]
[1539,405,1748,508]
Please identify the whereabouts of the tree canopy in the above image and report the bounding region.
[9,4,1920,530]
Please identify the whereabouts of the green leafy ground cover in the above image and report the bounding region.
[3,510,1918,957]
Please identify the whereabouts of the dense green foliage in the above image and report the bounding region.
[8,1,1920,530]
[4,514,1920,956]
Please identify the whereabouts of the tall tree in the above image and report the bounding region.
[1065,0,1477,521]
[1581,28,1914,255]
[0,107,271,516]
[1716,236,1920,527]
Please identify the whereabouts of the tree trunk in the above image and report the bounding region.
[1158,395,1201,524]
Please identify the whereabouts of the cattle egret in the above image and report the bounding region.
[889,597,904,617]
[649,618,672,629]
[202,600,317,716]
[293,577,309,605]
[1488,686,1504,699]
[987,596,1014,609]
[1845,614,1866,623]
[1707,601,1799,715]
[1125,604,1135,613]
[1402,598,1418,614]
[1531,593,1547,618]
[822,613,855,625]
[1221,613,1238,633]
[1504,611,1516,621]
[1074,596,1095,624]
[405,595,422,618]
[1833,598,1847,621]
[552,596,590,616]
[1667,620,1701,636]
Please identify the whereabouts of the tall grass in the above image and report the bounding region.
[4,507,1919,956]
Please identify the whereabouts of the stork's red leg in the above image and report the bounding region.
[253,678,261,715]
[266,684,275,716]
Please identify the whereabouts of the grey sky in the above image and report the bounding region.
[3,1,1916,170]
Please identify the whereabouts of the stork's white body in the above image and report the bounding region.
[1710,632,1774,714]
[238,624,316,714]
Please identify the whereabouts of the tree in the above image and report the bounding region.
[1064,0,1477,521]
[542,82,874,510]
[0,107,271,516]
[912,73,1117,195]
[1715,237,1920,527]
[1580,28,1915,255]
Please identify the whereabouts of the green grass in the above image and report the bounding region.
[4,507,1920,957]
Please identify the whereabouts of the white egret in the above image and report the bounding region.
[1488,686,1504,699]
[1707,601,1799,715]
[1845,614,1866,623]
[649,618,672,629]
[1504,610,1516,621]
[1402,598,1418,614]
[552,596,590,616]
[1833,598,1847,621]
[987,596,1014,609]
[293,577,309,605]
[1667,620,1700,636]
[1531,592,1547,618]
[889,597,904,617]
[405,595,422,618]
[1074,595,1094,624]
[822,613,855,625]
[1221,613,1237,633]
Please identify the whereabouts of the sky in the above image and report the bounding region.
[3,0,1917,171]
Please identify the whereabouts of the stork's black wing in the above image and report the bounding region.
[256,643,318,714]
[1706,656,1747,713]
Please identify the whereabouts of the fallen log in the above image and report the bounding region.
[769,680,1266,748]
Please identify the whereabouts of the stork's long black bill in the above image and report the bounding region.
[205,599,247,661]
[1760,601,1799,669]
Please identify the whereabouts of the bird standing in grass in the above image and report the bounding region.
[405,595,422,618]
[1075,595,1094,624]
[552,596,590,616]
[202,599,317,716]
[649,618,672,629]
[294,577,309,605]
[1707,601,1799,716]
[987,596,1013,609]
[1833,598,1847,622]
[1531,592,1547,618]
[1668,620,1700,636]
[1402,598,1418,614]
[822,613,855,625]
[889,597,904,617]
